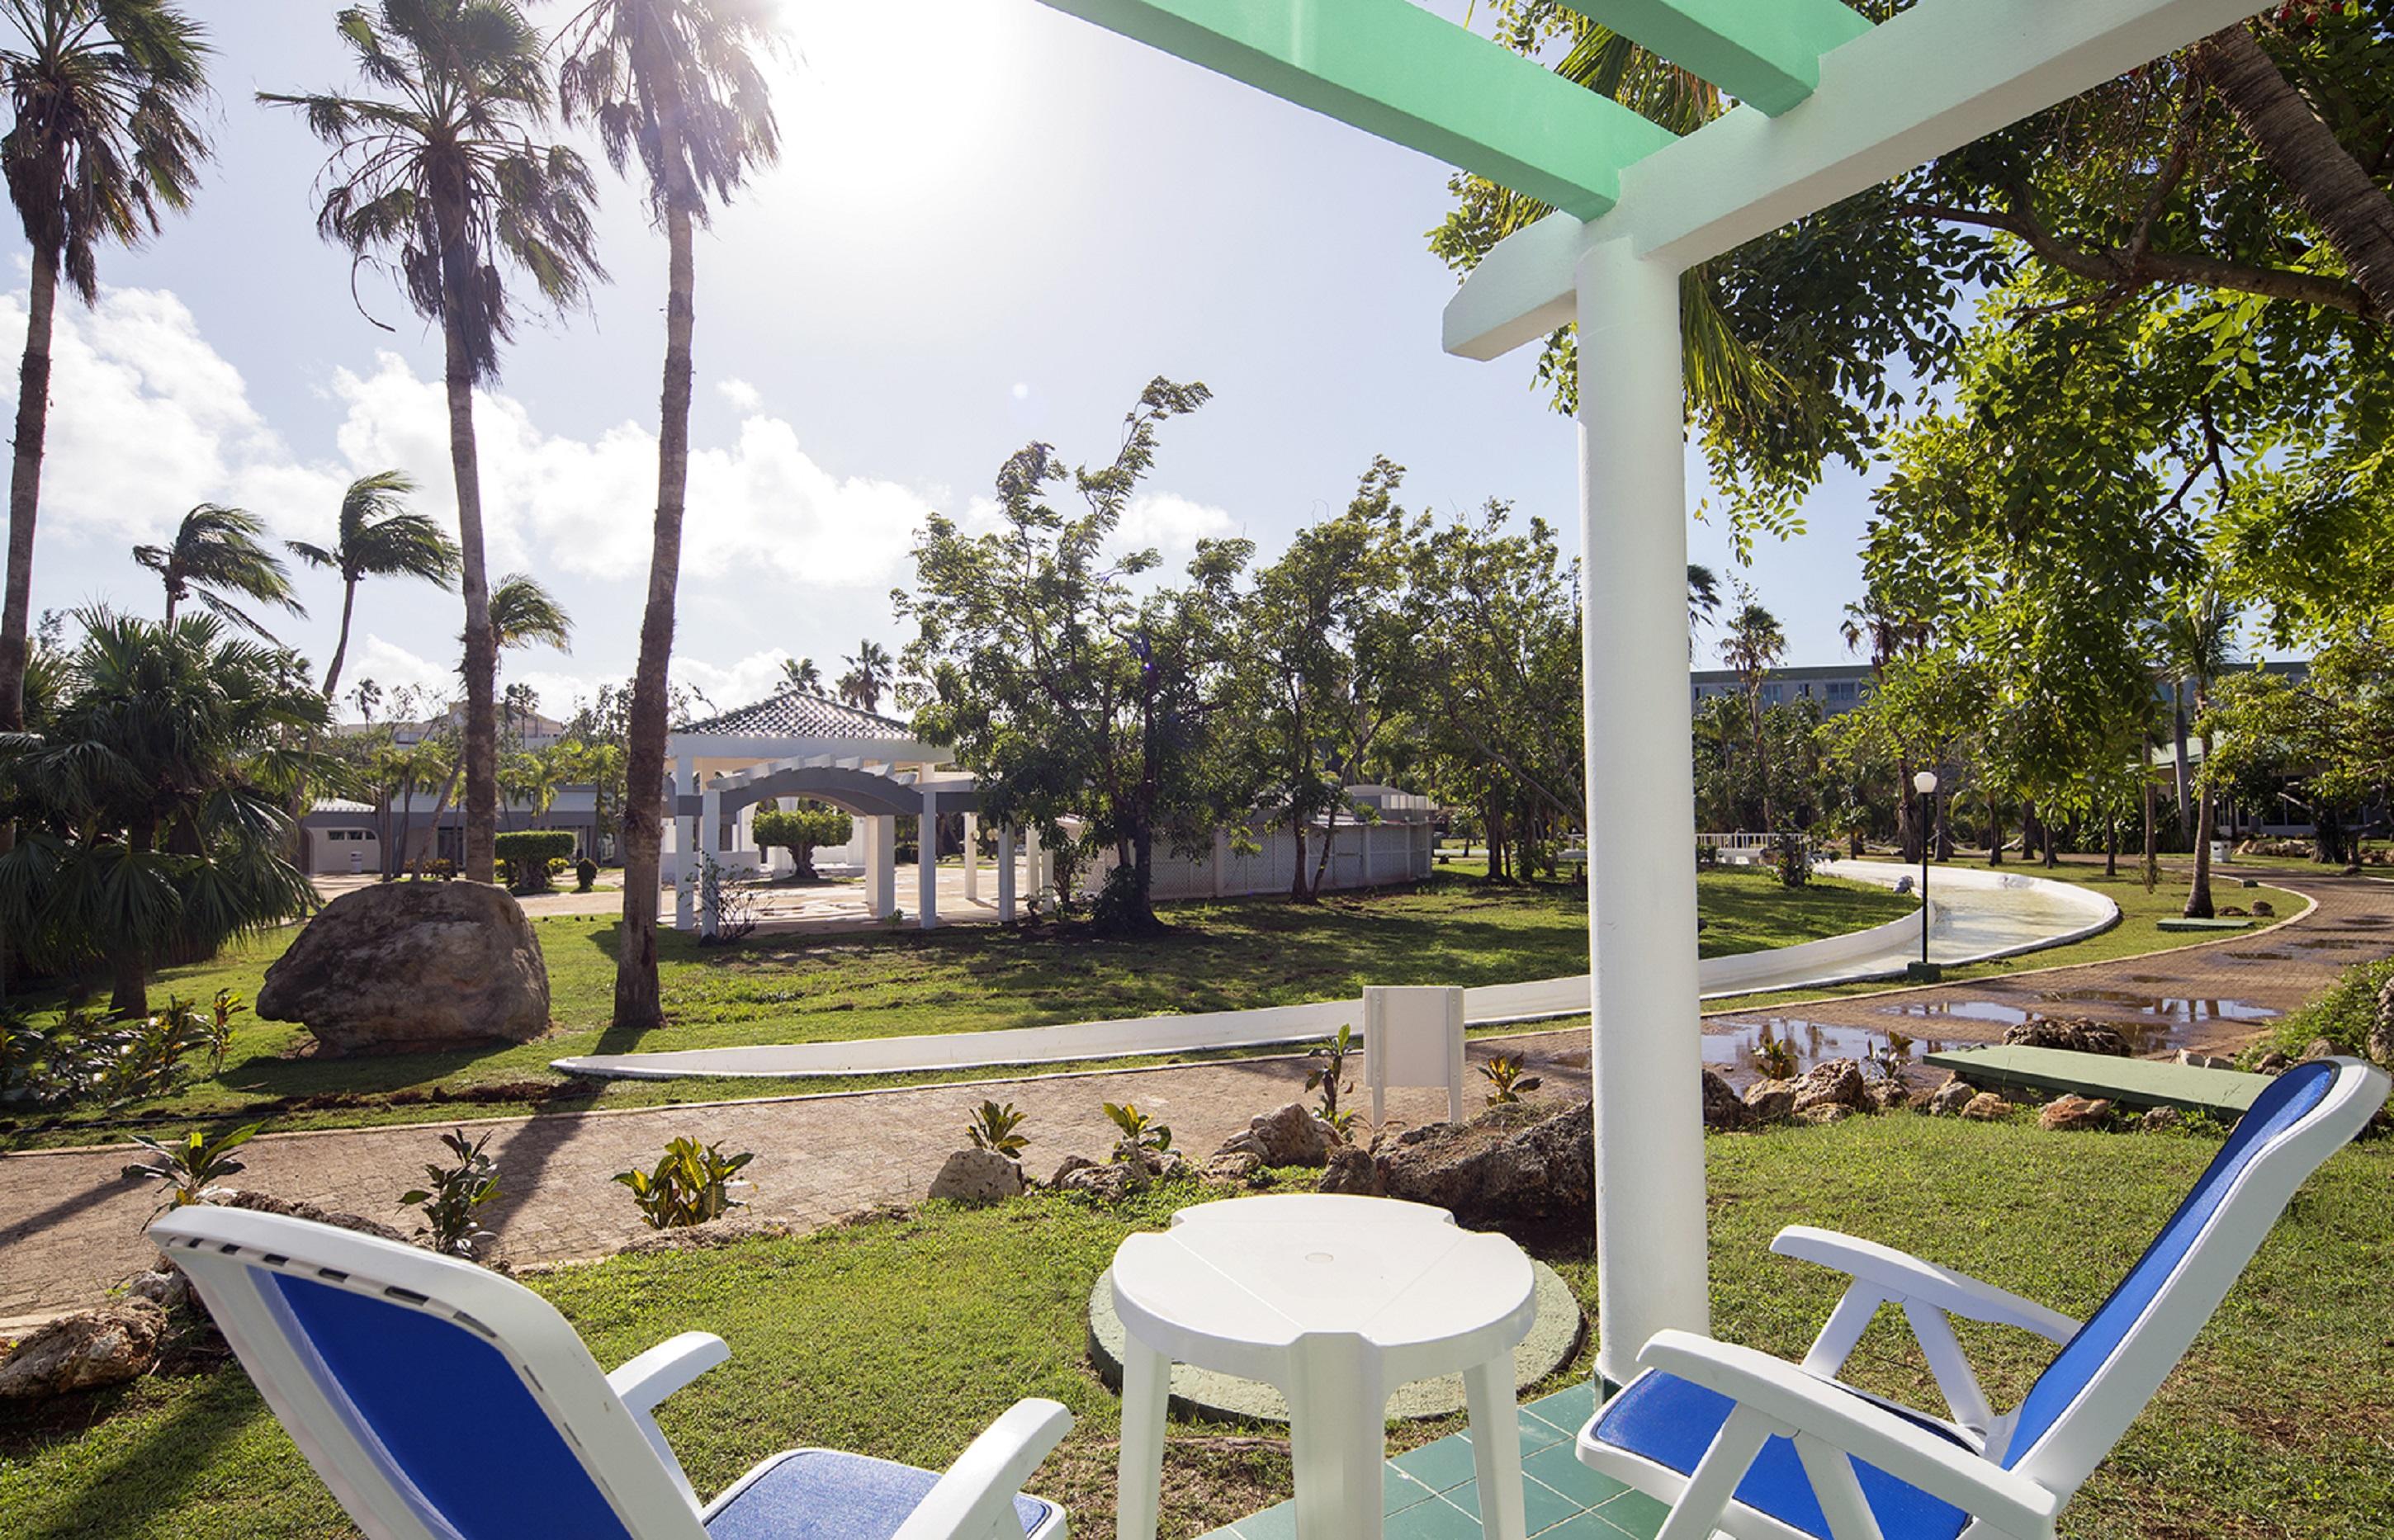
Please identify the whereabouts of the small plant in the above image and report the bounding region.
[1321,1103,1361,1141]
[1695,841,1721,872]
[1774,833,1811,890]
[92,1001,217,1107]
[1306,1025,1355,1124]
[206,989,247,1071]
[1753,1027,1800,1082]
[122,1123,263,1219]
[965,1100,1029,1158]
[401,1128,503,1259]
[613,1137,755,1229]
[1103,1102,1173,1162]
[684,852,759,944]
[575,856,599,892]
[1479,1053,1544,1106]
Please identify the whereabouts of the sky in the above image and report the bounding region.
[5,0,1901,726]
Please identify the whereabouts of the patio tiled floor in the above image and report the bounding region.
[1196,1382,1665,1540]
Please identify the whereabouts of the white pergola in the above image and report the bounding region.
[1034,0,2283,1386]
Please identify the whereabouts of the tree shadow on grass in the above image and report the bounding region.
[7,1370,263,1540]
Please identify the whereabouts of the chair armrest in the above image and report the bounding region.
[1635,1332,2063,1540]
[892,1399,1074,1540]
[1772,1226,2079,1342]
[609,1331,732,1415]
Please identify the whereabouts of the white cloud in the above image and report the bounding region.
[1010,381,1030,401]
[1119,491,1236,563]
[718,377,762,411]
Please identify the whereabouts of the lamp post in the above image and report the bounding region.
[1913,769,1939,966]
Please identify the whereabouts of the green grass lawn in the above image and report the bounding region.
[4,1115,2386,1539]
[2,871,1908,1148]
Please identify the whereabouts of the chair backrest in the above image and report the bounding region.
[1999,1057,2387,1494]
[152,1207,707,1540]
[1365,985,1466,1123]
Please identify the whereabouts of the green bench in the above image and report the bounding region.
[1923,1044,2271,1115]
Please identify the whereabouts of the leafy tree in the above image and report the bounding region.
[0,611,323,1016]
[556,0,777,1034]
[132,503,303,639]
[752,804,850,880]
[1717,599,1787,827]
[2201,642,2394,863]
[838,639,893,713]
[2155,589,2240,914]
[263,0,604,886]
[287,470,458,700]
[0,0,211,738]
[900,378,1251,936]
[780,654,821,692]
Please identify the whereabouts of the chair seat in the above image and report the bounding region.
[1587,1370,1972,1540]
[705,1448,1057,1540]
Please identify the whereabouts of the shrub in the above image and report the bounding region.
[575,856,598,892]
[122,1123,263,1220]
[1306,1026,1355,1125]
[494,830,576,891]
[2250,957,2392,1064]
[754,806,854,880]
[1103,1102,1172,1161]
[1696,842,1721,872]
[614,1137,755,1229]
[401,1128,502,1259]
[206,990,246,1072]
[1479,1053,1543,1106]
[684,851,759,944]
[965,1100,1029,1157]
[1753,1026,1799,1081]
[1774,833,1810,889]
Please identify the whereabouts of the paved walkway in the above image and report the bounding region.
[2,866,2382,1329]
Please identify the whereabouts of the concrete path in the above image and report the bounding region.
[2,864,2376,1330]
[553,865,2112,1081]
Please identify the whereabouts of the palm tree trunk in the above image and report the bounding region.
[2141,741,2161,890]
[2171,682,2191,824]
[444,328,499,886]
[321,575,360,699]
[613,177,699,1032]
[2199,25,2394,322]
[2186,726,2218,917]
[0,242,56,739]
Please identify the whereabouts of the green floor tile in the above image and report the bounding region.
[1385,1493,1488,1540]
[1385,1464,1439,1514]
[1523,1442,1630,1508]
[1393,1434,1480,1494]
[1190,1526,1242,1540]
[1521,1474,1592,1532]
[1530,1508,1645,1540]
[1465,1408,1568,1462]
[1527,1380,1597,1433]
[1591,1487,1669,1538]
[1234,1500,1298,1540]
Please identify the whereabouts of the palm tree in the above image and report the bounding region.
[2159,589,2239,918]
[1719,600,1786,828]
[287,470,460,700]
[0,609,324,1015]
[0,1,211,738]
[132,503,305,637]
[556,0,777,1032]
[781,654,820,692]
[839,638,892,712]
[263,1,604,886]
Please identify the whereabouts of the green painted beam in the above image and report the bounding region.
[1559,0,1874,116]
[1037,0,1679,219]
[1923,1044,2273,1116]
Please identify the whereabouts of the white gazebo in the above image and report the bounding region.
[1034,0,2280,1386]
[665,687,1052,933]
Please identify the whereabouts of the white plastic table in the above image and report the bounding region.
[1109,1194,1537,1540]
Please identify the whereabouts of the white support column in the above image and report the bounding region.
[699,783,722,940]
[868,815,897,919]
[1578,237,1708,1387]
[1024,824,1044,905]
[996,824,1018,922]
[672,757,697,932]
[918,790,940,930]
[963,812,981,902]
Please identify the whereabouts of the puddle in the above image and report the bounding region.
[1877,990,2279,1053]
[2293,938,2368,949]
[2039,989,2278,1023]
[1701,1017,1936,1089]
[2223,952,2292,961]
[1884,999,2034,1026]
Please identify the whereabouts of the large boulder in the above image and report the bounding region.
[1375,1101,1591,1228]
[2003,1018,2131,1056]
[258,881,551,1053]
[1220,1103,1340,1168]
[1318,1146,1388,1196]
[1700,1070,1750,1131]
[1926,1079,1977,1117]
[1743,1079,1797,1123]
[927,1148,1023,1204]
[0,1301,167,1400]
[1789,1059,1868,1116]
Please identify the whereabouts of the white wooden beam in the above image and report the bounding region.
[1444,0,2277,359]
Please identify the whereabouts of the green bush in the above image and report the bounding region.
[575,856,598,892]
[494,830,576,891]
[753,806,853,879]
[2252,957,2392,1064]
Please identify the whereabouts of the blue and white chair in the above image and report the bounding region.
[1578,1056,2387,1540]
[150,1207,1071,1540]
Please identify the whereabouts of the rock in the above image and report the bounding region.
[1213,1131,1271,1163]
[1789,1059,1867,1116]
[223,1189,411,1246]
[1239,1103,1340,1168]
[2003,1018,2130,1056]
[1057,1161,1145,1201]
[1375,1101,1592,1227]
[121,1266,191,1315]
[1202,1150,1269,1187]
[1742,1079,1796,1123]
[1927,1079,1978,1117]
[2039,1095,2113,1132]
[2301,1037,2339,1062]
[257,881,551,1053]
[0,1301,167,1399]
[1960,1092,2012,1122]
[2374,974,2394,1067]
[2139,1107,2184,1134]
[2254,1051,2292,1075]
[2175,1050,2234,1070]
[1318,1146,1387,1196]
[1700,1070,1750,1131]
[1797,1104,1854,1126]
[928,1148,1023,1204]
[1153,1151,1192,1183]
[1051,1154,1098,1186]
[1866,1078,1913,1114]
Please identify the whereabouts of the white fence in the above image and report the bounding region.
[1093,818,1437,901]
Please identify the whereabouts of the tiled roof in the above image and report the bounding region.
[676,687,918,742]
